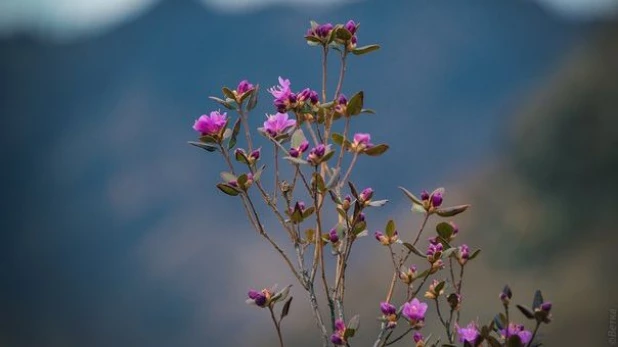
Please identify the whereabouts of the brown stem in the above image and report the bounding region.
[384,327,413,346]
[268,305,284,347]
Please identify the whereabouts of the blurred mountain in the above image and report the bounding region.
[0,0,593,346]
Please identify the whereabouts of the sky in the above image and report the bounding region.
[0,0,617,40]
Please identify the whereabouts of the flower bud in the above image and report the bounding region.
[424,279,445,299]
[450,222,459,236]
[431,191,443,207]
[329,228,339,243]
[499,285,512,305]
[399,265,418,285]
[429,259,445,274]
[359,187,374,203]
[420,190,430,201]
[448,293,462,311]
[345,20,358,35]
[358,212,366,222]
[307,144,327,165]
[457,244,470,266]
[341,195,352,211]
[249,148,261,161]
[236,79,254,95]
[413,332,424,347]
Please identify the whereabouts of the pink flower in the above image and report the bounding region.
[193,111,227,136]
[500,323,532,344]
[268,77,292,100]
[456,321,479,343]
[401,298,428,324]
[262,112,296,137]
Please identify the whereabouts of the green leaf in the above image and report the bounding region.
[291,129,306,148]
[348,181,359,198]
[352,44,380,55]
[352,221,367,236]
[516,305,535,320]
[533,290,544,310]
[222,87,236,99]
[284,156,309,165]
[280,297,293,320]
[302,206,316,219]
[468,249,481,260]
[247,84,259,111]
[220,172,237,183]
[436,237,452,249]
[436,204,470,217]
[434,280,445,294]
[188,141,218,152]
[235,149,249,164]
[364,144,389,156]
[343,328,356,339]
[272,284,291,302]
[335,27,352,41]
[346,91,364,116]
[217,183,240,196]
[403,243,426,258]
[228,118,242,150]
[385,220,396,237]
[208,96,234,110]
[411,203,426,214]
[321,150,335,163]
[399,187,424,205]
[332,133,345,147]
[347,314,360,331]
[359,108,375,115]
[199,134,219,144]
[237,173,249,188]
[436,222,455,240]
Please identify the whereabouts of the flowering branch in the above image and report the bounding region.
[189,18,553,347]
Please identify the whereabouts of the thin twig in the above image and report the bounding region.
[268,305,284,347]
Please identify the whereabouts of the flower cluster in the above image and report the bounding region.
[189,18,553,347]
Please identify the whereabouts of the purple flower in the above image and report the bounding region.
[358,212,366,222]
[193,111,227,136]
[426,242,443,257]
[307,144,328,165]
[359,187,373,202]
[262,112,296,137]
[345,20,358,35]
[456,322,479,343]
[352,133,373,150]
[317,23,333,38]
[298,88,319,105]
[420,190,430,201]
[413,332,423,343]
[401,298,428,323]
[330,334,344,346]
[289,140,309,158]
[380,302,396,315]
[540,302,552,312]
[268,77,292,100]
[329,229,339,243]
[457,244,470,265]
[249,148,261,161]
[337,94,348,105]
[247,288,270,307]
[431,191,443,207]
[236,79,254,95]
[330,319,347,345]
[501,323,532,344]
